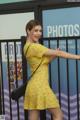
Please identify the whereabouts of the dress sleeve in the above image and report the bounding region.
[30,43,49,57]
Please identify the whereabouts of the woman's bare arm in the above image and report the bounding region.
[44,48,80,60]
[48,48,60,62]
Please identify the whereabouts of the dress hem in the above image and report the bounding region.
[24,106,60,110]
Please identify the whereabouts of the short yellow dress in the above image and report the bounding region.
[23,42,60,110]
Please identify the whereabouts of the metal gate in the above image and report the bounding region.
[0,36,80,120]
[42,36,80,120]
[0,37,28,120]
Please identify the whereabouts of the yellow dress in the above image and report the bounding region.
[23,42,60,110]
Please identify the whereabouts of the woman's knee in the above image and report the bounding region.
[48,108,63,120]
[57,109,63,119]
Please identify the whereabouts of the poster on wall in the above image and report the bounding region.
[42,7,80,120]
[43,7,80,38]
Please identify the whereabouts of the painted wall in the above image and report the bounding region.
[0,0,33,4]
[0,12,34,39]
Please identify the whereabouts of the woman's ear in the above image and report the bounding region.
[27,29,30,35]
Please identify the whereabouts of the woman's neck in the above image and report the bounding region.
[27,37,33,43]
[26,37,39,43]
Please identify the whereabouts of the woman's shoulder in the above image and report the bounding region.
[24,41,41,46]
[23,42,31,55]
[24,41,48,53]
[31,42,45,48]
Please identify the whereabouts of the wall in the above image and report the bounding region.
[0,12,34,39]
[0,0,33,4]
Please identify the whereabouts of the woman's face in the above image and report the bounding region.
[27,25,42,43]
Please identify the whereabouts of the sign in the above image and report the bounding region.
[42,7,80,37]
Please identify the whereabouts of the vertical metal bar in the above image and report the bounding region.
[48,40,53,120]
[40,110,46,120]
[21,37,28,120]
[57,39,61,106]
[48,40,52,88]
[0,42,2,114]
[21,37,28,84]
[6,42,12,120]
[0,62,2,114]
[75,39,79,120]
[14,42,20,120]
[66,39,70,120]
[24,110,28,120]
[0,42,5,114]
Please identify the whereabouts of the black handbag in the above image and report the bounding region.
[11,81,27,101]
[11,44,43,101]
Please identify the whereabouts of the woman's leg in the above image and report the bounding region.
[28,110,39,120]
[47,108,63,120]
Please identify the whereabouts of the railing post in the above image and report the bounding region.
[0,42,2,114]
[21,36,28,120]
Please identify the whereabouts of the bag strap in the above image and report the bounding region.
[25,43,31,55]
[28,58,43,79]
[25,43,43,80]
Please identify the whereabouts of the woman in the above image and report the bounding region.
[23,20,80,120]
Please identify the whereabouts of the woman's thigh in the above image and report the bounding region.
[47,108,63,119]
[28,110,40,120]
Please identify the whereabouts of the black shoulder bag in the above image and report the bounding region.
[11,44,43,101]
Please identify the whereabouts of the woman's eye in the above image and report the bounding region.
[34,29,42,32]
[35,30,38,32]
[40,30,42,33]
